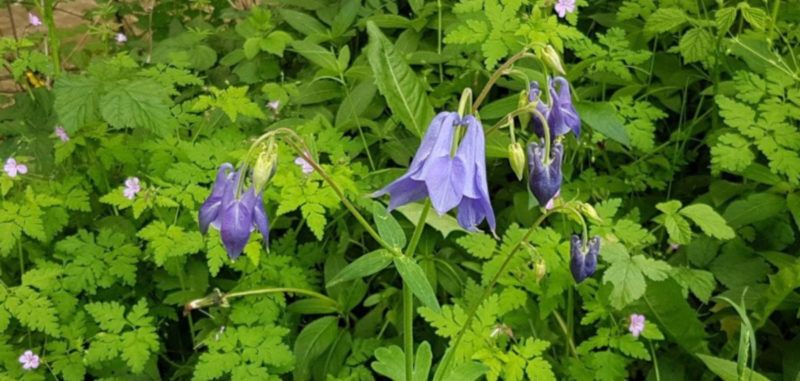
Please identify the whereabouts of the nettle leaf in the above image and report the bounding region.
[366,21,435,137]
[679,27,714,63]
[100,79,176,135]
[53,74,102,133]
[679,204,735,240]
[137,221,204,266]
[644,8,688,33]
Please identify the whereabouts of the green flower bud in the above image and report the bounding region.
[508,142,526,180]
[252,139,278,192]
[540,45,566,75]
[579,202,603,224]
[534,259,547,283]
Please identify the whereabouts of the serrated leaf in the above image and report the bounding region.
[679,28,714,63]
[99,79,176,135]
[680,204,735,240]
[53,75,102,133]
[457,233,497,259]
[644,8,688,33]
[366,21,435,137]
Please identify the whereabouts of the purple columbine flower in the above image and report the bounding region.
[528,140,563,207]
[529,77,581,138]
[115,33,127,43]
[19,350,40,370]
[554,0,576,18]
[374,112,495,232]
[570,235,600,283]
[4,158,28,178]
[294,156,313,174]
[629,313,646,338]
[199,164,269,259]
[54,126,69,142]
[123,177,141,200]
[28,13,42,27]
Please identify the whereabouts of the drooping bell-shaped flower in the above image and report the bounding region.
[528,140,563,207]
[199,163,235,234]
[528,77,581,138]
[199,164,270,260]
[570,235,600,283]
[374,112,495,232]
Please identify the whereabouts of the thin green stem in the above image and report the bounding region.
[403,199,430,381]
[279,132,396,253]
[42,0,60,77]
[472,49,531,113]
[530,108,552,165]
[553,310,578,357]
[225,287,341,308]
[649,340,661,381]
[438,209,557,374]
[566,287,574,356]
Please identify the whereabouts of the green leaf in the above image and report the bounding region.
[261,31,293,57]
[696,354,770,381]
[327,249,394,287]
[372,202,407,250]
[396,203,465,238]
[99,79,176,135]
[366,21,435,137]
[335,80,377,128]
[278,9,328,37]
[53,75,102,133]
[243,37,261,59]
[679,28,714,63]
[394,256,440,311]
[723,193,785,227]
[644,8,688,33]
[739,6,769,30]
[371,345,405,381]
[643,280,708,354]
[457,233,497,259]
[294,316,340,381]
[291,40,342,73]
[4,286,61,337]
[679,204,735,240]
[575,102,631,146]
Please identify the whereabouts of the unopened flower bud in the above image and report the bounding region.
[252,140,278,192]
[541,45,566,75]
[534,259,547,282]
[579,203,602,224]
[508,142,526,180]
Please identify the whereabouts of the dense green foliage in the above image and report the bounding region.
[1,0,799,380]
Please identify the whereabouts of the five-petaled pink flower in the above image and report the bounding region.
[4,158,28,178]
[629,313,646,338]
[554,0,576,18]
[123,177,141,200]
[294,156,313,174]
[28,12,42,27]
[115,33,127,43]
[19,350,40,370]
[54,126,69,142]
